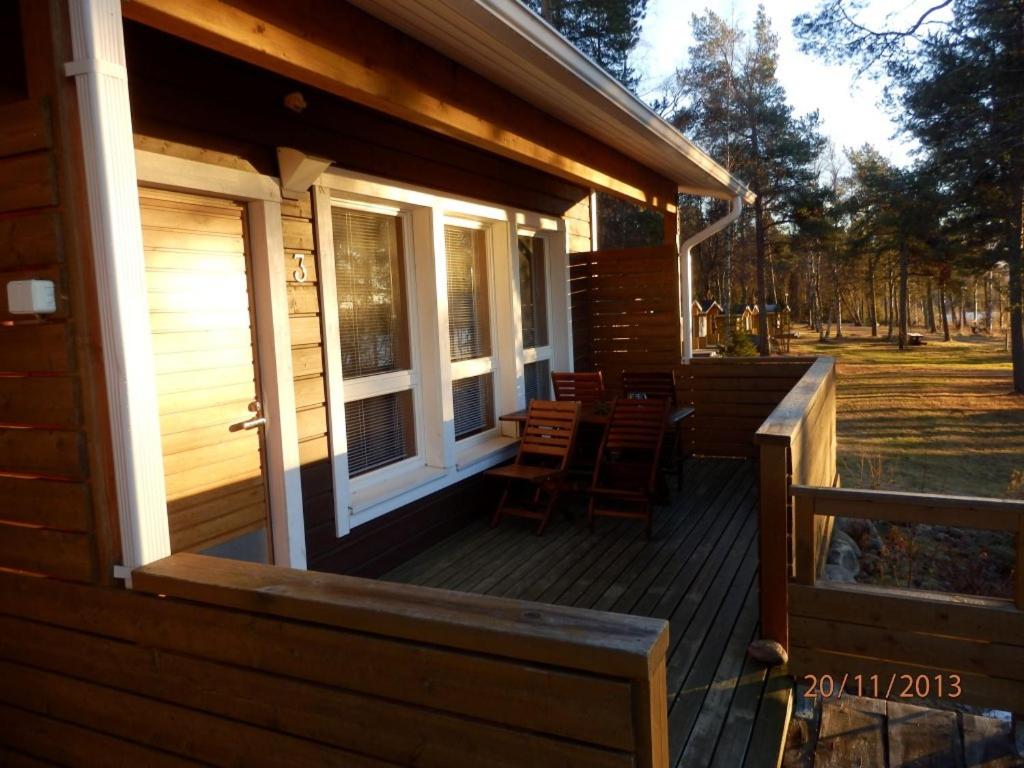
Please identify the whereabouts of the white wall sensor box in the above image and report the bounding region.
[6,279,57,315]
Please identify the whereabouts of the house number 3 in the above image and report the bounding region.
[292,253,308,283]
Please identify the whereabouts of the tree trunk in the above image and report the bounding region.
[868,259,876,335]
[752,179,770,355]
[984,271,993,333]
[898,241,909,350]
[926,279,937,333]
[833,262,843,338]
[939,280,951,342]
[887,263,896,340]
[958,286,966,332]
[1009,187,1024,393]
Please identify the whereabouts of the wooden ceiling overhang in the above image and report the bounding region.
[121,0,753,213]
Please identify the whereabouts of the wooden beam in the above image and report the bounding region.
[121,0,677,211]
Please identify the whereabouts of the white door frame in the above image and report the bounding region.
[135,150,307,568]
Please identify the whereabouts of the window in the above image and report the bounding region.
[523,359,551,403]
[446,223,495,440]
[518,235,548,349]
[518,234,553,401]
[332,206,416,476]
[317,172,571,530]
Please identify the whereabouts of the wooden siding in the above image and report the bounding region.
[0,559,669,767]
[788,486,1024,713]
[0,1,113,584]
[565,195,593,255]
[121,0,678,212]
[124,21,590,219]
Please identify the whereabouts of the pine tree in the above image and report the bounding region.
[796,0,1024,392]
[670,7,825,355]
[524,0,649,89]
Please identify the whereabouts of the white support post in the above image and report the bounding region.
[66,0,170,579]
[249,201,307,567]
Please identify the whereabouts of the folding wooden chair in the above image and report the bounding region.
[587,397,670,537]
[622,370,684,490]
[486,399,581,534]
[551,371,605,405]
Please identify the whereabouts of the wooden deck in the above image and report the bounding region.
[382,457,792,768]
[785,693,1023,767]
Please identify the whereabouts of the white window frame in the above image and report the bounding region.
[316,168,571,532]
[444,215,504,451]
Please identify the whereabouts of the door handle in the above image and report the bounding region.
[230,414,268,432]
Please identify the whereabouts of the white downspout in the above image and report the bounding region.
[679,195,743,360]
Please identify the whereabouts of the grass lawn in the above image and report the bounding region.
[790,324,1023,499]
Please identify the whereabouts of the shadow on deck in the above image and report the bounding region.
[381,457,792,768]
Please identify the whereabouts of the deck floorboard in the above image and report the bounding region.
[380,457,789,767]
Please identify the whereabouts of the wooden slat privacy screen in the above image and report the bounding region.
[568,245,681,380]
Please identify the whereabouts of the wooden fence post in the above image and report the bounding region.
[759,443,790,651]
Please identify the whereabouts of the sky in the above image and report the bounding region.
[633,0,918,169]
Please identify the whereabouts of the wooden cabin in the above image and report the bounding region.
[2,1,1022,766]
[689,300,723,350]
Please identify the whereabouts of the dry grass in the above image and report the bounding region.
[790,325,1023,498]
[788,325,1022,597]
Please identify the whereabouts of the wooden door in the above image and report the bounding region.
[140,187,272,560]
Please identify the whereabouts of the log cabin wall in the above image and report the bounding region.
[0,0,117,584]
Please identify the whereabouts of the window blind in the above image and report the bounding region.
[523,359,551,402]
[333,207,410,379]
[445,225,491,362]
[517,235,548,349]
[452,373,494,440]
[344,391,416,476]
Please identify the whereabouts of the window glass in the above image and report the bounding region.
[452,373,495,439]
[0,1,27,105]
[333,208,410,378]
[445,225,491,362]
[518,235,548,349]
[523,359,551,402]
[344,392,416,476]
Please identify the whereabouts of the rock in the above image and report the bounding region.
[827,529,862,579]
[747,639,788,665]
[825,563,857,583]
[835,517,883,553]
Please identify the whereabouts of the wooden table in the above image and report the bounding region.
[499,402,695,431]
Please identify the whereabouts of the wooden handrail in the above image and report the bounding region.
[753,356,836,446]
[792,485,1024,531]
[133,553,669,679]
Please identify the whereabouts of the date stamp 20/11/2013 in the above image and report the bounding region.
[802,673,963,700]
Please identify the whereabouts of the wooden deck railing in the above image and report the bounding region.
[0,555,670,766]
[788,486,1024,712]
[753,357,838,649]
